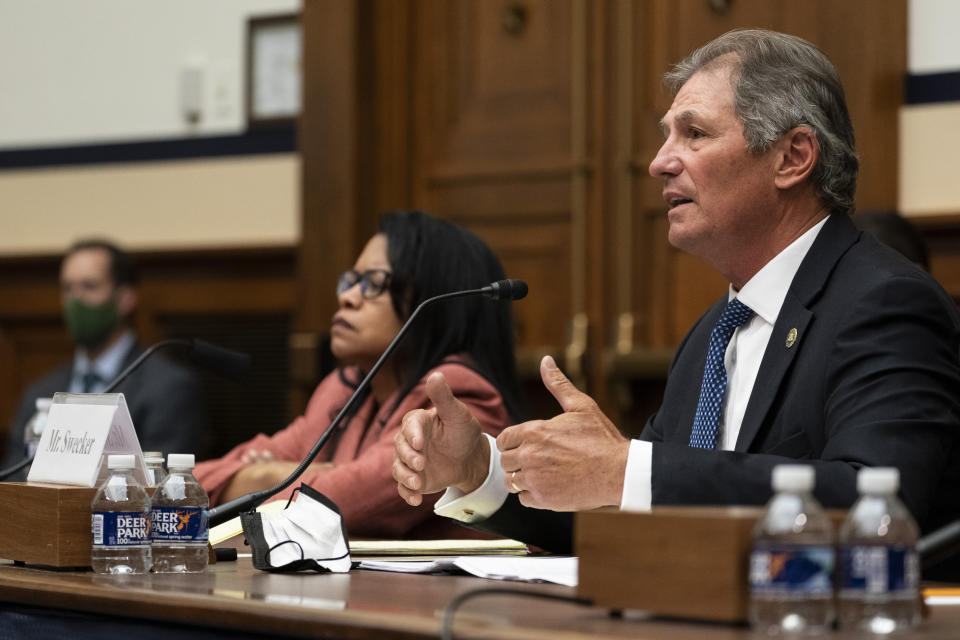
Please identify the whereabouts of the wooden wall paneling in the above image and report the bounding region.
[413,0,575,178]
[611,0,637,354]
[432,179,573,350]
[632,2,677,350]
[0,329,14,452]
[0,249,298,461]
[299,1,364,336]
[410,0,580,370]
[0,322,72,455]
[0,257,67,451]
[136,250,298,457]
[568,0,590,390]
[297,1,367,413]
[371,0,415,214]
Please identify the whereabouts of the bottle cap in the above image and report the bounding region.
[107,454,136,470]
[35,397,53,411]
[858,467,899,494]
[167,453,195,469]
[142,451,164,464]
[771,464,815,492]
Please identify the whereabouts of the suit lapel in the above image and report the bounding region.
[735,294,812,451]
[734,214,861,452]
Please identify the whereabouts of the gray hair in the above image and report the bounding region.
[664,29,858,216]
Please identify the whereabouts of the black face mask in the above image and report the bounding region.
[240,484,352,574]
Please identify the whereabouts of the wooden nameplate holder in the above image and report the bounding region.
[0,482,98,568]
[576,506,846,623]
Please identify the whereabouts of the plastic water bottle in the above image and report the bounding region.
[838,467,920,634]
[151,453,209,573]
[143,451,167,488]
[749,464,835,634]
[91,454,152,574]
[23,397,53,458]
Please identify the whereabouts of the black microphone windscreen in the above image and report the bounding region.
[483,279,529,301]
[506,279,528,300]
[189,339,251,382]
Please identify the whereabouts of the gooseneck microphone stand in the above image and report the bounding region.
[207,279,527,526]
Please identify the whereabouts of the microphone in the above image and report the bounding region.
[105,338,251,392]
[481,279,528,301]
[0,338,251,481]
[918,520,960,569]
[207,278,528,526]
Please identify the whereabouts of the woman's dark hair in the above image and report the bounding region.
[360,210,525,422]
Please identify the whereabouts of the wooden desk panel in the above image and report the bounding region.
[0,559,958,639]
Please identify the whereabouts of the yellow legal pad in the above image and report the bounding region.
[349,538,528,557]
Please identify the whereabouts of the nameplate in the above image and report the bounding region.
[27,392,147,487]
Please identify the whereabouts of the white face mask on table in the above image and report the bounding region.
[241,484,352,574]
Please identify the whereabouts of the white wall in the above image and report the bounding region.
[0,0,302,255]
[908,0,960,73]
[0,0,300,149]
[900,0,960,216]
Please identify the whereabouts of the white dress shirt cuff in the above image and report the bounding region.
[619,439,653,512]
[434,433,509,523]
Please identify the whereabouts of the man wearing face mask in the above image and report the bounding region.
[2,239,208,480]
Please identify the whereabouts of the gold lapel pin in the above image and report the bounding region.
[786,328,798,348]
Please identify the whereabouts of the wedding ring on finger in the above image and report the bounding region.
[510,471,522,493]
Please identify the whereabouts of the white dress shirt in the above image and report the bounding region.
[437,217,829,523]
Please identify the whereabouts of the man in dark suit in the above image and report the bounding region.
[392,29,960,573]
[2,240,208,480]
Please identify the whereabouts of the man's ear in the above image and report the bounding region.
[774,126,819,190]
[116,285,137,317]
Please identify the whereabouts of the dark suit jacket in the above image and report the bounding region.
[3,342,209,480]
[473,214,960,576]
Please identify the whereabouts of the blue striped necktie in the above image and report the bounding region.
[689,298,754,449]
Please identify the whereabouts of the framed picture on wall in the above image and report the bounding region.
[246,14,301,128]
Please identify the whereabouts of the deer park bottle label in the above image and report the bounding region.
[150,506,209,543]
[92,511,151,547]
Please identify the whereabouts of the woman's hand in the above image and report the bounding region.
[220,457,333,503]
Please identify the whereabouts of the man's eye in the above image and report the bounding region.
[689,128,705,139]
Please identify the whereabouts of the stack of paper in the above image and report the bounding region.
[357,556,578,587]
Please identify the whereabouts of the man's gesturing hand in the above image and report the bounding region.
[498,356,629,511]
[393,372,490,506]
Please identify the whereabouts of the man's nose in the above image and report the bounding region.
[649,140,680,178]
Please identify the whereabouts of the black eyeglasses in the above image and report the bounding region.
[336,269,393,300]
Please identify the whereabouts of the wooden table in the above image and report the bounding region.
[0,558,958,639]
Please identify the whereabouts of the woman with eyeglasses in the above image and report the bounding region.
[194,210,525,538]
